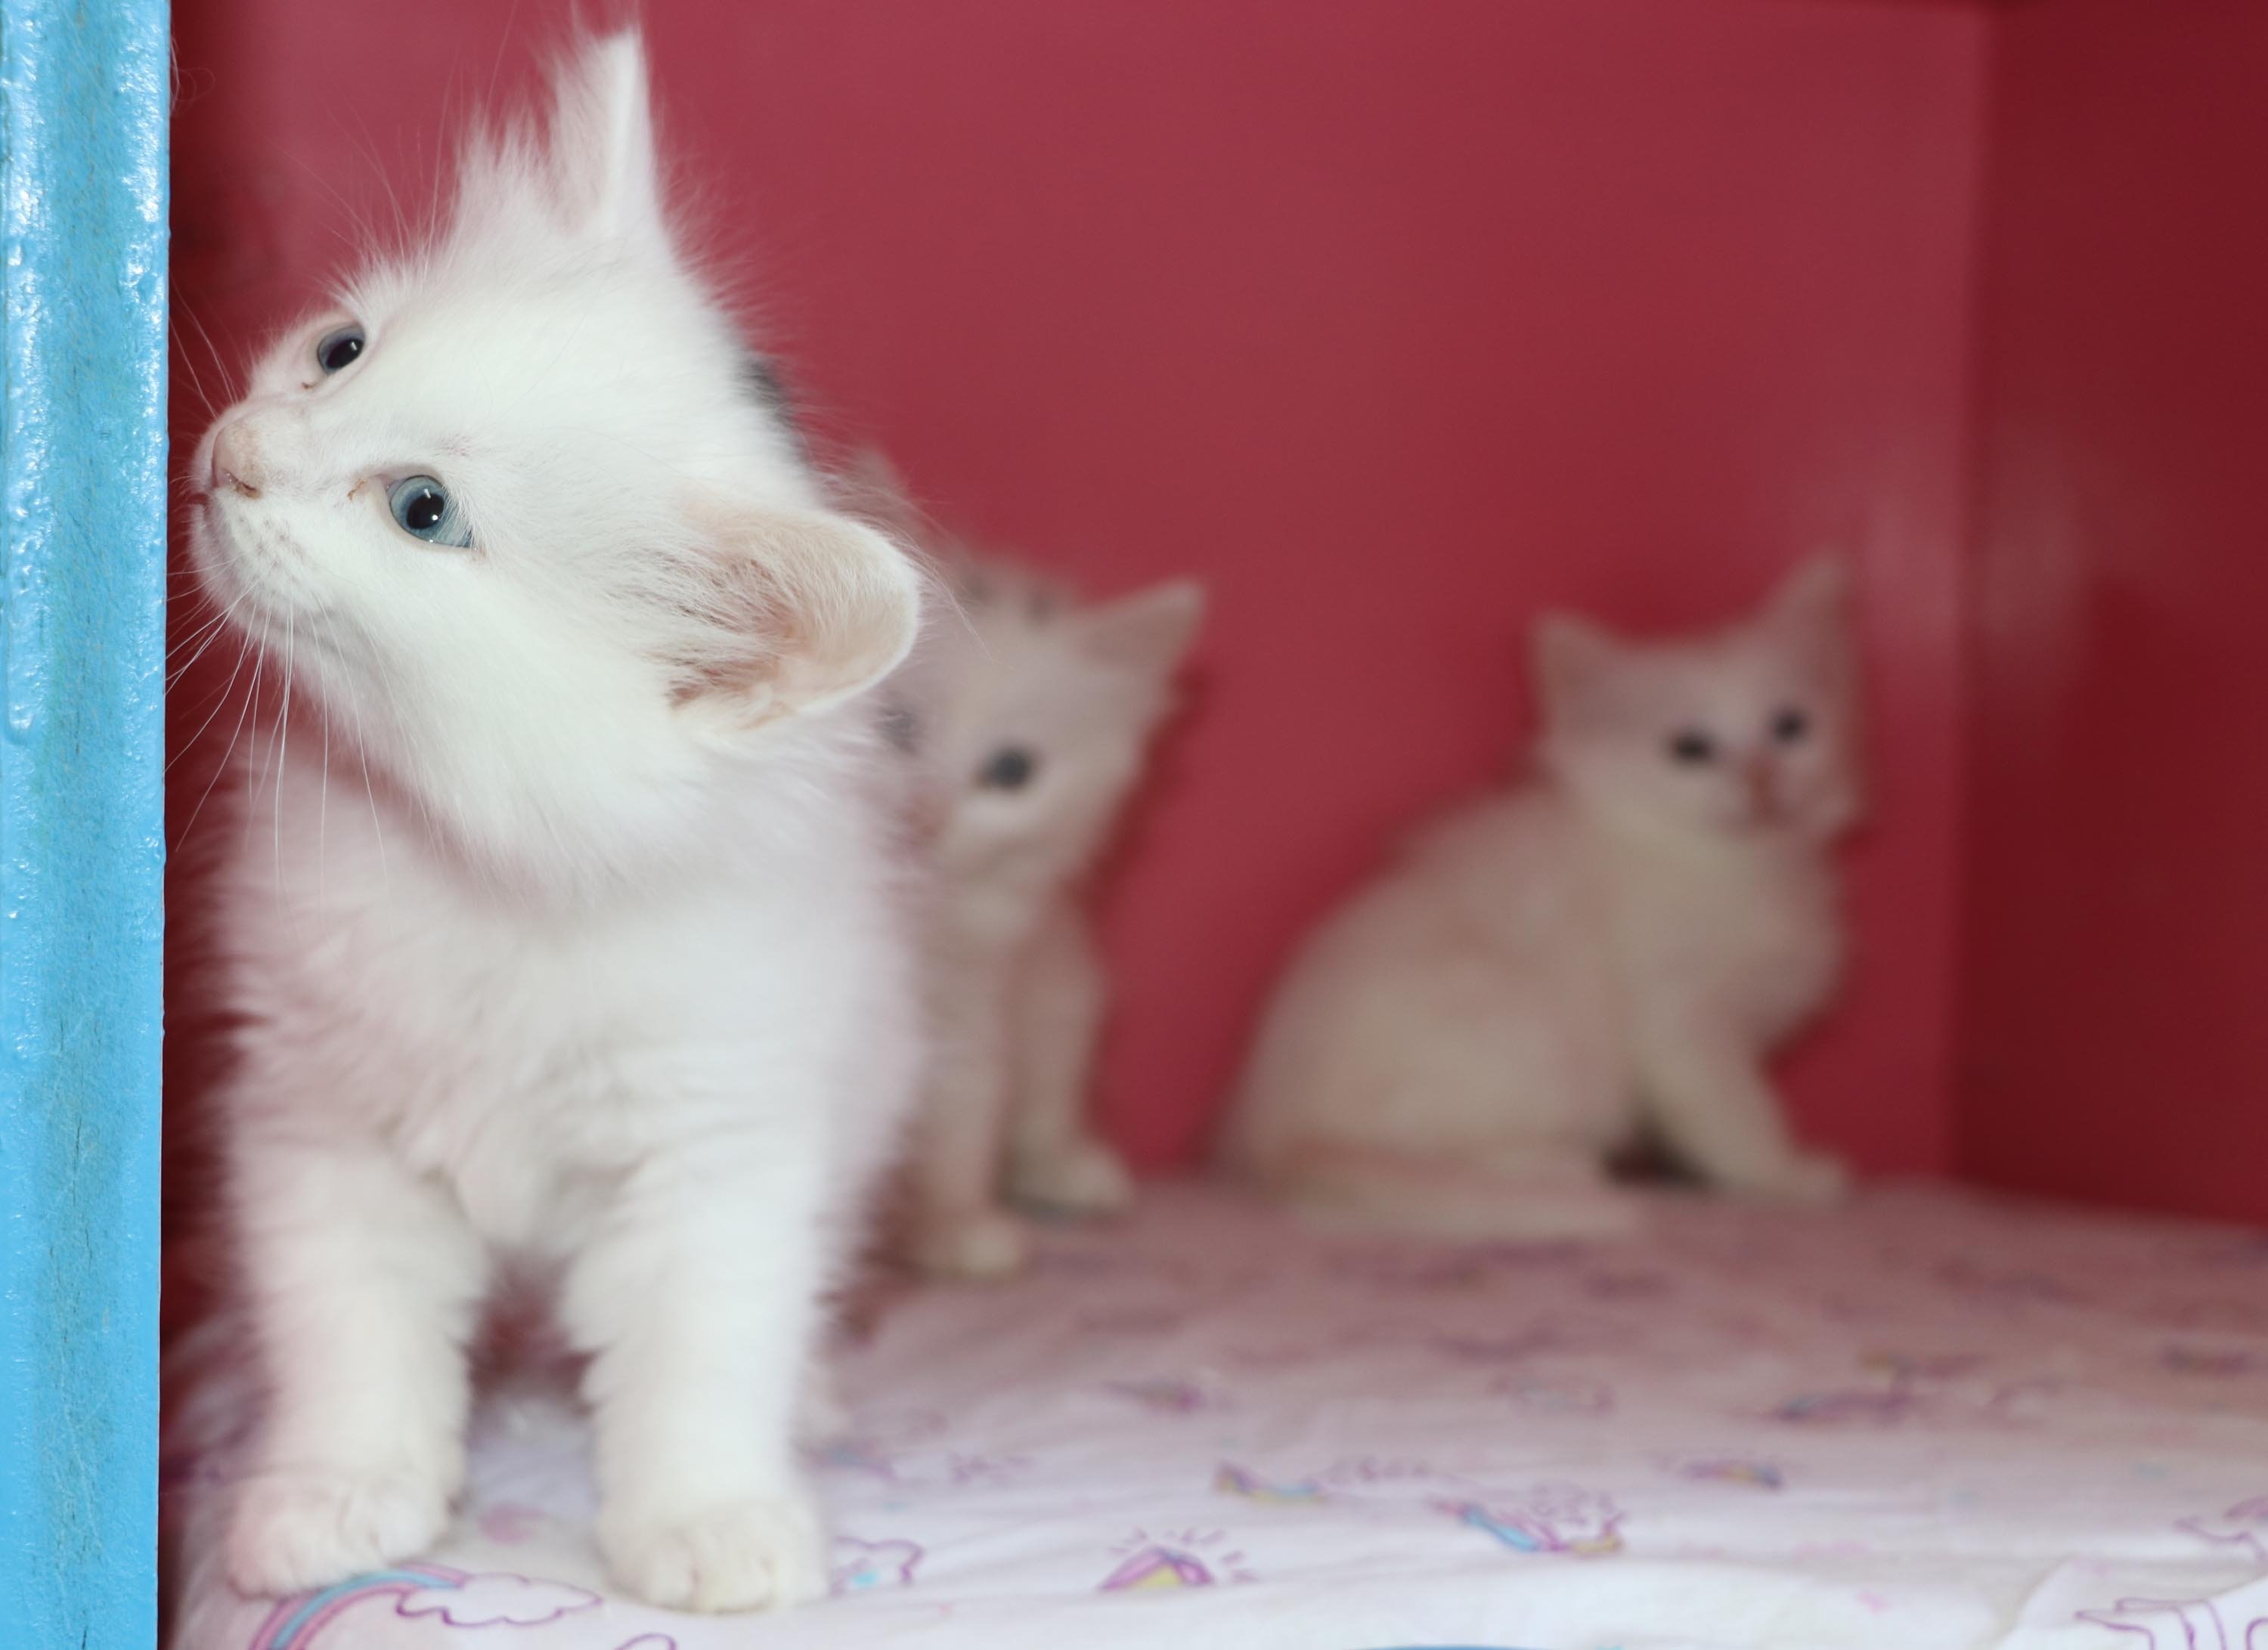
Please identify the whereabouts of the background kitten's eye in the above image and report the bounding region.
[387,475,472,548]
[1667,729,1717,765]
[315,325,365,374]
[1771,706,1811,744]
[978,745,1038,790]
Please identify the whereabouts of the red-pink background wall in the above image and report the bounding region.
[1957,0,2268,1225]
[184,2,2263,1212]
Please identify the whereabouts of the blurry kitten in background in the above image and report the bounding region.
[1222,560,1862,1240]
[850,457,1204,1279]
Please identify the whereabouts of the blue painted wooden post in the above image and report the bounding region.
[0,0,169,1646]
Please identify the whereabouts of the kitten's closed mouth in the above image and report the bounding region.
[194,500,330,630]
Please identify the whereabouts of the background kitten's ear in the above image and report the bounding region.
[550,31,667,248]
[832,448,931,549]
[685,506,923,730]
[1765,554,1853,637]
[1078,580,1206,675]
[1533,611,1624,706]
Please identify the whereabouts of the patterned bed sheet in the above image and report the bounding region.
[171,1180,2268,1650]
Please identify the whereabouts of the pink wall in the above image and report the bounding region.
[1957,0,2268,1224]
[172,2,1990,1175]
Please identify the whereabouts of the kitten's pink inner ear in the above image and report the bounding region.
[1080,580,1206,672]
[550,30,666,247]
[685,507,922,728]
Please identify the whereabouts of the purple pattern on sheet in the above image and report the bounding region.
[2164,1344,2268,1377]
[176,1183,2268,1648]
[832,1537,924,1594]
[1108,1376,1226,1413]
[1676,1457,1785,1491]
[2183,1497,2268,1565]
[1498,1376,1616,1415]
[2077,1598,2268,1648]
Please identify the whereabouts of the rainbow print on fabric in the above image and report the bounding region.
[1098,1527,1254,1590]
[1439,1491,1626,1558]
[1099,1545,1219,1590]
[1214,1462,1327,1505]
[1446,1501,1555,1553]
[1679,1458,1785,1491]
[248,1565,467,1650]
[246,1565,601,1648]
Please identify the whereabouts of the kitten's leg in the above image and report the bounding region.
[1004,906,1133,1216]
[1636,1029,1847,1203]
[225,1130,485,1595]
[562,1142,831,1613]
[907,965,1029,1277]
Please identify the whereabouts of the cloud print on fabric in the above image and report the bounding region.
[393,1571,600,1627]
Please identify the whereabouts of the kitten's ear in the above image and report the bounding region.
[1533,612,1624,705]
[1078,580,1206,674]
[684,504,924,731]
[550,31,667,248]
[1765,555,1853,637]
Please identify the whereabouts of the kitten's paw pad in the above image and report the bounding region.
[1010,1140,1135,1216]
[603,1496,827,1614]
[226,1467,450,1596]
[909,1208,1030,1280]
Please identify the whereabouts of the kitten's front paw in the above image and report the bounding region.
[1009,1139,1135,1216]
[1738,1152,1851,1207]
[908,1207,1031,1280]
[226,1466,451,1596]
[602,1494,827,1613]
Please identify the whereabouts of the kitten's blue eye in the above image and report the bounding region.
[978,745,1037,790]
[1772,707,1810,744]
[387,475,472,548]
[316,325,365,374]
[1668,729,1717,765]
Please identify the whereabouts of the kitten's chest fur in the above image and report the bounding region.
[1593,821,1842,1045]
[228,751,884,1249]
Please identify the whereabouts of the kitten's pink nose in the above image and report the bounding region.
[1744,756,1780,819]
[209,420,265,498]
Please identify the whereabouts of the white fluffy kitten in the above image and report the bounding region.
[857,470,1203,1278]
[187,36,924,1612]
[1222,560,1861,1239]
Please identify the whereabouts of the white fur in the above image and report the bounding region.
[855,468,1203,1279]
[187,35,923,1613]
[1222,561,1863,1239]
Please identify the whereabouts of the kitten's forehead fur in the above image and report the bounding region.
[188,32,922,893]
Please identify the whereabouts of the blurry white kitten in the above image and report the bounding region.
[1222,561,1862,1239]
[854,463,1204,1278]
[186,36,923,1612]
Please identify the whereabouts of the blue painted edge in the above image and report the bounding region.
[0,0,169,1646]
